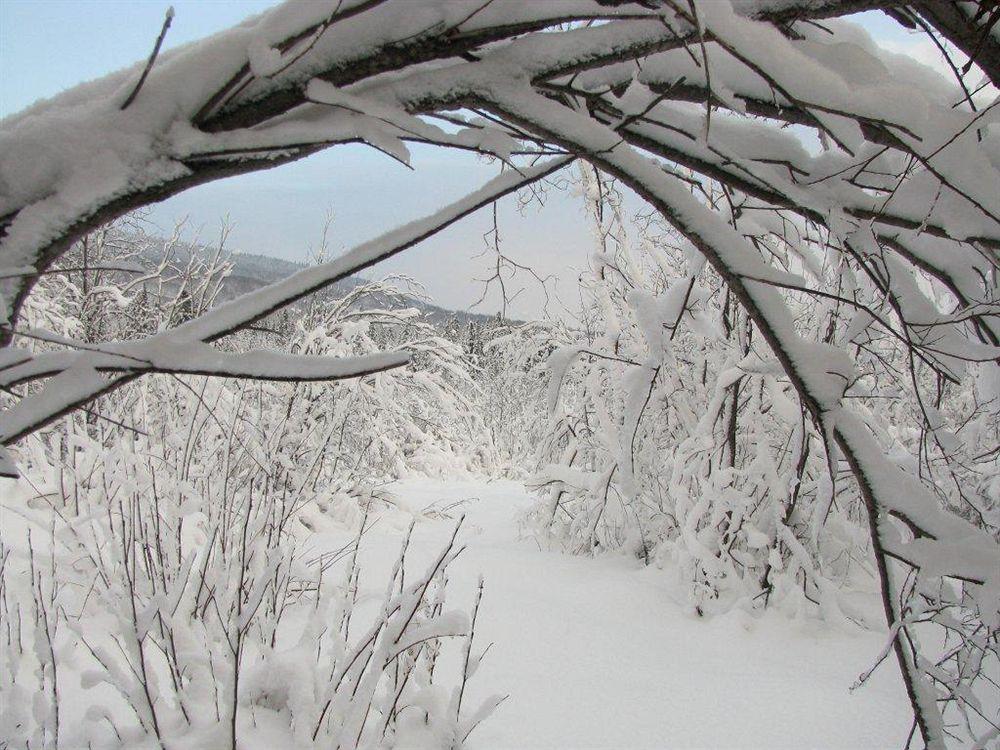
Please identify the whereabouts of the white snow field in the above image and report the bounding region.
[0,473,916,749]
[300,476,913,750]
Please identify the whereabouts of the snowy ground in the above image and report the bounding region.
[304,476,914,750]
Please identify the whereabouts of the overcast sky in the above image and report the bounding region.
[0,1,948,319]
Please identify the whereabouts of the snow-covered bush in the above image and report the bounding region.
[0,224,502,749]
[2,370,499,748]
[443,317,554,476]
[532,163,1000,742]
[15,221,489,500]
[1,461,499,749]
[532,166,857,615]
[275,277,489,483]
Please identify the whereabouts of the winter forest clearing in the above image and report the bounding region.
[1,0,999,748]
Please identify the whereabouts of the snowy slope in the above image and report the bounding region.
[302,476,913,750]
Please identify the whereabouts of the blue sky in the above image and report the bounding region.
[0,0,595,318]
[0,1,935,318]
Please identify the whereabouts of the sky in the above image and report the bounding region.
[0,1,951,319]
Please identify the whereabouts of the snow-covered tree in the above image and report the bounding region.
[2,1,998,745]
[2,231,501,748]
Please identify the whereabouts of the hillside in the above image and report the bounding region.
[168,244,504,326]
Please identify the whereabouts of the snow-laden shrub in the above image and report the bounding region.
[0,222,504,748]
[0,463,500,749]
[529,166,852,615]
[14,220,491,500]
[1,373,501,750]
[529,166,999,737]
[268,276,489,485]
[441,317,554,477]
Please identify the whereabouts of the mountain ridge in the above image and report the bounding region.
[220,249,505,326]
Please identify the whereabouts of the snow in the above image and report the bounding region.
[297,476,913,749]
[472,76,1000,612]
[0,157,569,454]
[0,472,917,748]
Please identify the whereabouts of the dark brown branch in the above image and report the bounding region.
[121,7,174,111]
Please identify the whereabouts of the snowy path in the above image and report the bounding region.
[310,476,913,750]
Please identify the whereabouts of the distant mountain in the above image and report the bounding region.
[225,251,502,326]
[220,251,367,300]
[148,243,501,326]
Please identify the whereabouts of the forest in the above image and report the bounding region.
[0,1,998,748]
